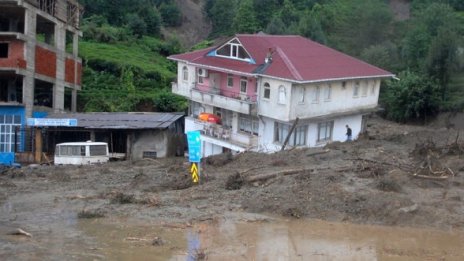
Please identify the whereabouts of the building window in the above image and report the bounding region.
[90,145,107,156]
[182,66,188,82]
[317,121,333,142]
[263,82,270,99]
[0,114,22,152]
[198,75,203,84]
[0,43,8,58]
[240,77,247,93]
[227,74,234,87]
[324,84,332,101]
[274,122,307,146]
[312,86,320,103]
[239,114,258,135]
[353,81,360,97]
[371,81,376,95]
[362,81,368,97]
[298,86,305,104]
[278,85,286,104]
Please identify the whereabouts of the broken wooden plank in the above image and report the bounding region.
[8,228,32,238]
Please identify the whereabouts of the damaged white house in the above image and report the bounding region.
[169,34,394,157]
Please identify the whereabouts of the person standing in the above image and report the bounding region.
[346,125,352,141]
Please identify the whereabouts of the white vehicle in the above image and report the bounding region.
[54,141,109,165]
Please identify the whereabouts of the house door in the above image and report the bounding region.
[210,73,221,93]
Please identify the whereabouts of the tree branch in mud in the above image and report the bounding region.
[8,228,32,238]
[245,168,317,183]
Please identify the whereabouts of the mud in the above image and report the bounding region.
[0,116,464,259]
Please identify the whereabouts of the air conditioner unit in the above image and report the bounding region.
[198,68,208,77]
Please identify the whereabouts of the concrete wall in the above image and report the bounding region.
[130,129,184,160]
[257,77,293,121]
[290,80,380,119]
[258,113,363,152]
[0,40,26,68]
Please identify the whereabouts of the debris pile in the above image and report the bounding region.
[411,138,460,180]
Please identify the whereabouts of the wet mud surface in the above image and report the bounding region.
[1,116,464,260]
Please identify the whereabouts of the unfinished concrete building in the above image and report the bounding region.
[0,0,82,162]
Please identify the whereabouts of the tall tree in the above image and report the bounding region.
[233,0,259,33]
[298,4,326,44]
[208,0,238,36]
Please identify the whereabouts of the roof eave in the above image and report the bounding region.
[255,73,396,84]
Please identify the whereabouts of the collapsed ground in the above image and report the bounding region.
[1,115,463,232]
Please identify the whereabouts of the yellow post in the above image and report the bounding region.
[34,128,42,163]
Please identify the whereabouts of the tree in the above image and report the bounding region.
[360,43,399,72]
[233,0,259,33]
[279,0,299,27]
[142,7,162,36]
[298,5,327,44]
[154,92,187,112]
[382,71,442,122]
[254,0,278,29]
[208,0,238,36]
[426,27,458,98]
[159,2,182,27]
[319,0,393,55]
[265,16,287,35]
[401,3,461,99]
[126,13,147,38]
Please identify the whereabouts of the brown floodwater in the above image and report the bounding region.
[71,217,464,261]
[1,198,463,261]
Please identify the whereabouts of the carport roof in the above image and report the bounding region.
[46,112,184,129]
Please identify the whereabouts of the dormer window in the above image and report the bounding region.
[213,38,253,63]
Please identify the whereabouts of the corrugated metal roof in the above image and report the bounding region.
[46,112,184,129]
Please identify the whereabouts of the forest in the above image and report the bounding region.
[77,0,464,122]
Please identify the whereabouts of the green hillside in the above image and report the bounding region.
[76,0,464,121]
[79,39,175,79]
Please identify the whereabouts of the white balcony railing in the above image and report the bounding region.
[172,82,257,115]
[184,117,258,150]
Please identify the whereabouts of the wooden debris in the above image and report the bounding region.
[8,228,32,238]
[245,168,313,183]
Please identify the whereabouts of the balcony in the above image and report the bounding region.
[185,116,258,152]
[172,82,257,115]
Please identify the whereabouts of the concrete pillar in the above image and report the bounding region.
[73,32,79,57]
[54,23,66,112]
[71,89,77,112]
[23,8,37,118]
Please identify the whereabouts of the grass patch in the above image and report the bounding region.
[79,37,175,79]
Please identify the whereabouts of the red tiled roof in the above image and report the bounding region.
[168,34,394,82]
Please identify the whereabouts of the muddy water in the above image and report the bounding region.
[1,195,463,261]
[72,217,464,261]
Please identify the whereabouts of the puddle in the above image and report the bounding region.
[75,218,464,261]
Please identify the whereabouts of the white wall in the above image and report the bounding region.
[257,77,292,121]
[290,80,380,119]
[307,114,362,147]
[202,141,223,157]
[175,62,196,96]
[258,114,364,151]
